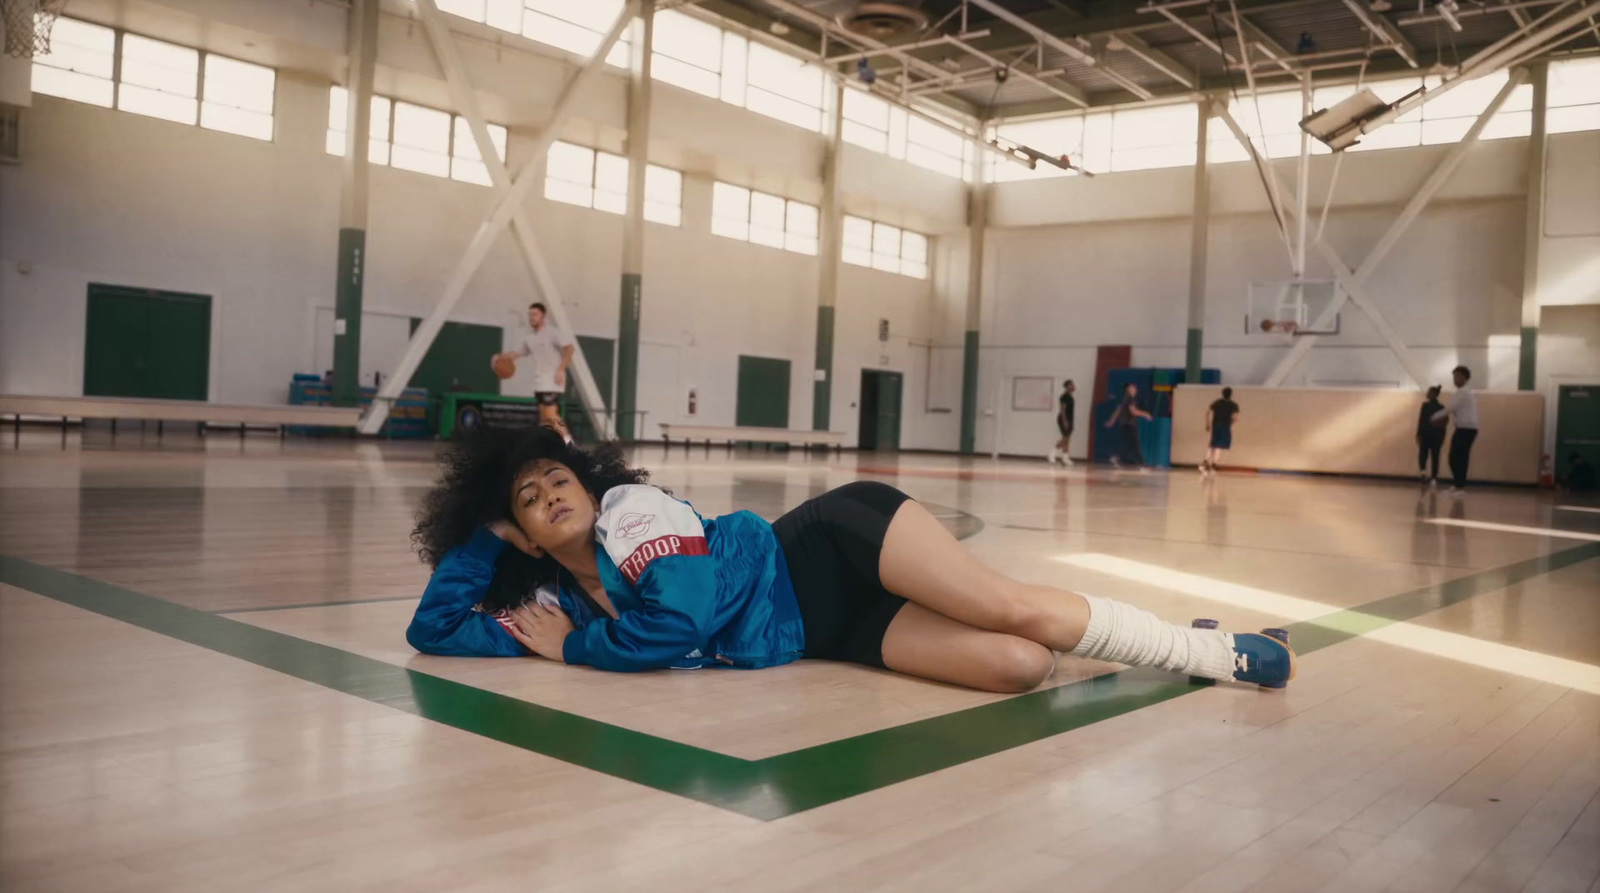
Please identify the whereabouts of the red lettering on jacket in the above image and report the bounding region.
[617,535,710,583]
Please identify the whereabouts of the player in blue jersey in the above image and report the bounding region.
[406,426,1294,692]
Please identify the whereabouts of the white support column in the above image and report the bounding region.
[1250,72,1527,388]
[1315,244,1431,388]
[959,122,989,455]
[814,80,844,433]
[409,0,613,439]
[1185,99,1211,384]
[361,0,636,435]
[1519,61,1548,392]
[1294,77,1312,277]
[615,0,655,441]
[331,0,379,408]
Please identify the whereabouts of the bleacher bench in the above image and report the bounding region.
[1,394,362,438]
[658,423,846,454]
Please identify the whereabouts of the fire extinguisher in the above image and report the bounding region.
[688,388,698,416]
[1540,453,1554,488]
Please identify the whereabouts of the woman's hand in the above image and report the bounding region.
[505,603,574,661]
[488,520,542,558]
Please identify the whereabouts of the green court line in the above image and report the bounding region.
[1284,541,1600,654]
[3,542,1597,821]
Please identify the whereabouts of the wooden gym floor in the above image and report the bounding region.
[2,427,1598,892]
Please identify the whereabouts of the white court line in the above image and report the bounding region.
[1055,552,1600,696]
[1554,505,1600,515]
[1426,518,1600,542]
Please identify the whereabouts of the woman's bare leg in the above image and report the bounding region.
[877,499,1090,652]
[877,498,1254,677]
[880,603,1056,693]
[539,404,571,440]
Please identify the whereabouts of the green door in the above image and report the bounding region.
[563,335,614,442]
[875,370,903,451]
[407,319,503,397]
[84,284,211,400]
[858,369,903,450]
[736,356,790,428]
[1556,384,1600,480]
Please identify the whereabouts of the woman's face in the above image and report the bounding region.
[510,460,598,556]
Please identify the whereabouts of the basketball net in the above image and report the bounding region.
[2,0,67,59]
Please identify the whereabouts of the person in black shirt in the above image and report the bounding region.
[1049,379,1076,467]
[1105,383,1153,469]
[1202,388,1240,476]
[1416,385,1445,487]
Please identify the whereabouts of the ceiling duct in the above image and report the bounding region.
[837,2,929,41]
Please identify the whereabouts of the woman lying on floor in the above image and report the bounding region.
[405,427,1294,693]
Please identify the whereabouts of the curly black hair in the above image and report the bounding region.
[412,426,651,612]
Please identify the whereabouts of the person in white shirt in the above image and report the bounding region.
[1431,365,1479,497]
[493,302,574,440]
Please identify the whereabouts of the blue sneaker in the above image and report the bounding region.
[1231,630,1296,689]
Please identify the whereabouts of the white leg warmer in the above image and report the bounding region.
[1068,594,1236,680]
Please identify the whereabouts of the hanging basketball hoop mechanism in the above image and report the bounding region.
[1246,280,1341,338]
[2,0,67,58]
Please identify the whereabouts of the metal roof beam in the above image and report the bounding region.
[940,35,1090,108]
[1151,4,1235,63]
[1112,30,1196,88]
[1342,0,1420,67]
[985,40,1506,119]
[965,0,1156,99]
[1230,16,1297,74]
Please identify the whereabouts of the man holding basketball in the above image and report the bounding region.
[493,302,574,441]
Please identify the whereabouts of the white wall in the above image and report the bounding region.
[4,0,1596,460]
[972,124,1598,459]
[0,44,953,448]
[0,1,965,449]
[1542,130,1600,307]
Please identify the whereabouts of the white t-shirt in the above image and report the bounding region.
[517,324,572,393]
[1433,385,1479,430]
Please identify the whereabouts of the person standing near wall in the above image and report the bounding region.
[493,302,575,442]
[1416,385,1446,488]
[1106,382,1153,470]
[1049,380,1076,467]
[1202,387,1240,477]
[1431,366,1479,498]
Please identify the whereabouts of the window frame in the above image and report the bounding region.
[327,86,511,186]
[32,18,277,141]
[543,139,683,225]
[711,181,820,255]
[841,214,930,279]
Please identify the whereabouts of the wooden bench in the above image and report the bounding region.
[1,394,362,439]
[658,423,847,454]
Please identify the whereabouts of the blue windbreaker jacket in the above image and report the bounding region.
[404,485,805,671]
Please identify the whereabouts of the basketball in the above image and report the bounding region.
[492,355,516,379]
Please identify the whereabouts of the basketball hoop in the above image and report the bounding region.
[1246,280,1340,337]
[2,0,67,59]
